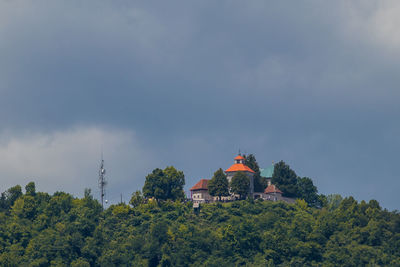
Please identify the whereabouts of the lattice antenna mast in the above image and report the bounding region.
[98,153,107,209]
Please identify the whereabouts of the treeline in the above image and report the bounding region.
[0,181,399,266]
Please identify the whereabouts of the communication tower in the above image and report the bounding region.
[99,154,107,209]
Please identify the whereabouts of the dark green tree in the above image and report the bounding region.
[244,154,260,173]
[208,168,229,200]
[25,182,36,196]
[0,185,23,210]
[297,177,320,207]
[271,161,299,197]
[230,172,250,199]
[244,154,268,192]
[142,166,185,201]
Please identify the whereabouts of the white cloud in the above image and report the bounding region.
[0,127,154,202]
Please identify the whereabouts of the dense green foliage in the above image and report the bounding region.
[0,182,399,266]
[142,166,185,201]
[271,161,322,207]
[230,172,250,199]
[208,168,229,199]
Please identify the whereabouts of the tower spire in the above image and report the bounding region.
[99,153,107,209]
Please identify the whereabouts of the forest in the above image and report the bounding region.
[0,180,399,266]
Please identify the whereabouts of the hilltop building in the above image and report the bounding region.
[190,154,294,204]
[225,155,255,197]
[190,179,212,203]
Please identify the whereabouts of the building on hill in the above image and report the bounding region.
[190,154,295,204]
[263,184,283,201]
[225,155,255,197]
[261,184,296,203]
[190,179,212,203]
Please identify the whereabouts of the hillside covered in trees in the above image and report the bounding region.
[0,180,399,266]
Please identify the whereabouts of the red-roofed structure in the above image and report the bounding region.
[190,179,209,191]
[264,184,283,194]
[225,154,255,196]
[190,179,212,203]
[225,164,255,173]
[225,154,255,173]
[234,155,245,161]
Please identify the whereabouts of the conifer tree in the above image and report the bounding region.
[271,161,299,197]
[244,154,268,192]
[297,177,320,207]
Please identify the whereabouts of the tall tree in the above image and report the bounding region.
[244,154,268,192]
[297,177,320,207]
[142,166,185,201]
[25,182,36,196]
[244,154,260,173]
[230,172,250,199]
[208,168,229,200]
[271,161,299,197]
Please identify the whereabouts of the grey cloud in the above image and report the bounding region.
[0,1,399,209]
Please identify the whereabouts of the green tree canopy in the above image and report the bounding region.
[230,172,250,199]
[142,166,185,201]
[0,182,398,266]
[208,168,229,200]
[271,161,299,197]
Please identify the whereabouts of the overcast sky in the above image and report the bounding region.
[0,1,399,210]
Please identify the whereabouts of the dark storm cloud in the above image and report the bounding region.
[0,1,399,209]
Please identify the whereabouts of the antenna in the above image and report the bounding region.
[99,153,107,209]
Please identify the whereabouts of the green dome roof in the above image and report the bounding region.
[260,165,274,178]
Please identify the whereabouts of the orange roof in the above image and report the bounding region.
[190,179,209,191]
[234,155,245,160]
[264,184,283,194]
[225,163,255,173]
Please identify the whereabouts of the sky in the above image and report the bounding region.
[0,1,399,210]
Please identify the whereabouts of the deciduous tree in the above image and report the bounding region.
[208,168,229,200]
[230,172,250,199]
[143,166,185,201]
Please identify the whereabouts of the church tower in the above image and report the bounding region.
[225,154,255,197]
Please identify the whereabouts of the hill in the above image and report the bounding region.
[0,183,399,266]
